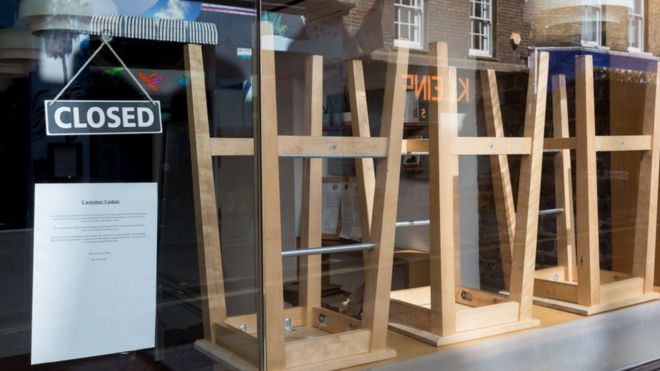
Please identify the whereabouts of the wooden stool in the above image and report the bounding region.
[188,21,410,370]
[353,42,550,346]
[527,56,660,315]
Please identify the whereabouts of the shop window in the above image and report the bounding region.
[582,4,602,47]
[470,0,493,57]
[394,0,424,49]
[629,0,644,51]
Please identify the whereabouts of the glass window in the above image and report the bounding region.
[395,0,424,49]
[3,1,660,371]
[629,0,644,51]
[470,0,493,56]
[582,4,602,46]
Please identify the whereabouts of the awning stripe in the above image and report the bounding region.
[90,15,218,45]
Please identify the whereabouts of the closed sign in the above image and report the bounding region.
[45,100,162,136]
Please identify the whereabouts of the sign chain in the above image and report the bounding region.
[51,35,157,106]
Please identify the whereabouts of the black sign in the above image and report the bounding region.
[45,100,162,136]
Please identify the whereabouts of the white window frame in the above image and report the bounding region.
[628,0,644,52]
[469,0,493,57]
[394,0,424,49]
[581,4,602,47]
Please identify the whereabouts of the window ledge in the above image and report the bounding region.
[394,39,424,50]
[580,41,608,50]
[469,49,492,58]
[627,48,651,56]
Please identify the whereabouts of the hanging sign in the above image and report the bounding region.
[44,36,164,136]
[45,100,162,136]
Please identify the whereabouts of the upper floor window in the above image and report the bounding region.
[394,0,424,49]
[582,4,602,46]
[470,0,493,57]
[628,0,644,51]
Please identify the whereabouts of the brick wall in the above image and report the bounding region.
[603,5,629,52]
[343,0,529,63]
[646,0,660,55]
[425,0,470,59]
[531,5,583,46]
[494,0,532,65]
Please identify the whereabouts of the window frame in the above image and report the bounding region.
[469,0,493,58]
[581,3,602,47]
[394,0,425,50]
[628,0,644,52]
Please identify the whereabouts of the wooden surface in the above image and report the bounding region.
[184,44,227,342]
[347,59,376,242]
[355,288,660,370]
[299,55,323,326]
[481,69,516,288]
[575,55,601,307]
[610,75,645,279]
[508,51,549,321]
[361,45,409,351]
[260,21,287,369]
[632,62,660,294]
[344,298,596,370]
[428,42,457,336]
[551,75,577,282]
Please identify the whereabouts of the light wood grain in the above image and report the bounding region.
[278,135,388,157]
[260,21,286,369]
[575,55,601,307]
[481,69,516,288]
[508,51,549,320]
[225,307,305,336]
[594,135,652,151]
[390,299,518,333]
[599,277,644,304]
[389,317,539,347]
[299,55,323,326]
[347,59,376,242]
[362,46,409,351]
[428,42,457,336]
[454,286,509,307]
[184,44,227,342]
[214,322,260,366]
[211,138,255,156]
[552,74,577,282]
[455,302,519,332]
[535,266,568,281]
[609,77,645,279]
[451,137,532,155]
[534,278,578,303]
[312,307,361,334]
[533,291,660,316]
[284,330,370,369]
[632,62,660,293]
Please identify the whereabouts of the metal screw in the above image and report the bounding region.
[284,317,294,332]
[317,313,327,325]
[460,290,471,301]
[239,324,247,333]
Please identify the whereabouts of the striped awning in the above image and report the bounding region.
[90,15,218,46]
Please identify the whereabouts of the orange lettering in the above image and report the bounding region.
[404,74,414,91]
[415,76,428,101]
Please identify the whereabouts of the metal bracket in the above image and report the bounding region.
[284,317,295,333]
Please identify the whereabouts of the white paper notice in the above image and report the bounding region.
[31,183,158,365]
